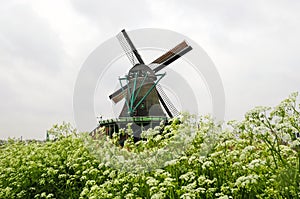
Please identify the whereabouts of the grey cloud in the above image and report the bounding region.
[165,0,300,119]
[0,2,71,139]
[1,0,300,139]
[0,2,65,74]
[70,0,152,32]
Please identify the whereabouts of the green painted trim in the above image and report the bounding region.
[133,73,148,102]
[125,77,133,114]
[130,73,138,113]
[132,73,166,112]
[99,116,168,125]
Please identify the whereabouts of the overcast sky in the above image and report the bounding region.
[1,0,300,139]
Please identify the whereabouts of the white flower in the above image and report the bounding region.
[247,159,265,169]
[160,177,175,187]
[210,151,223,158]
[180,192,196,199]
[282,133,292,143]
[151,191,166,199]
[149,186,158,195]
[154,135,163,142]
[188,155,198,165]
[216,195,232,199]
[146,177,159,186]
[197,175,206,185]
[179,171,196,182]
[164,159,178,167]
[195,187,206,193]
[90,185,99,192]
[202,160,213,170]
[108,170,117,179]
[232,161,241,168]
[291,139,300,147]
[182,181,197,191]
[125,193,135,199]
[242,145,255,153]
[132,187,139,193]
[235,174,259,188]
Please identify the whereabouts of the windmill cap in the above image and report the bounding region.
[128,64,157,80]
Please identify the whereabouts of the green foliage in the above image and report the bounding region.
[1,93,300,198]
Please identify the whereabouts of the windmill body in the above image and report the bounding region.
[91,29,192,140]
[119,64,166,118]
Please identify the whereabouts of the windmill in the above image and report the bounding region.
[93,29,192,139]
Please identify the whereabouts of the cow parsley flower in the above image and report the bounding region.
[146,177,159,186]
[179,171,196,182]
[151,191,166,199]
[202,160,213,170]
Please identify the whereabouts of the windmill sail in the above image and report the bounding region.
[150,41,188,64]
[151,42,192,73]
[156,84,180,117]
[109,85,128,103]
[117,29,144,66]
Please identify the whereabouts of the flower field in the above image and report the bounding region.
[1,93,300,198]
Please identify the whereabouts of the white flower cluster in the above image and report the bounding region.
[235,174,259,188]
